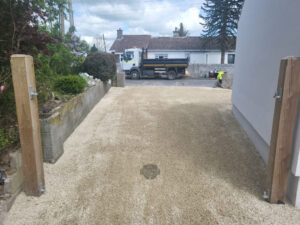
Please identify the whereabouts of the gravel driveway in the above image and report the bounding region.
[4,87,300,225]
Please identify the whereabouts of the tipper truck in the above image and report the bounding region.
[120,48,189,80]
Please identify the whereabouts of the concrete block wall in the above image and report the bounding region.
[0,151,23,213]
[112,73,125,87]
[116,73,125,87]
[187,64,234,78]
[40,81,111,163]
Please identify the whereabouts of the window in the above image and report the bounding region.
[228,54,235,64]
[155,54,168,59]
[125,51,134,60]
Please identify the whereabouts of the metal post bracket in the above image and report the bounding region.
[273,87,283,100]
[29,86,38,100]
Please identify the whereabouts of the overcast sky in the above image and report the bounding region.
[71,0,205,49]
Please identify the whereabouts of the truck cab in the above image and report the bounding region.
[121,48,189,80]
[121,48,142,76]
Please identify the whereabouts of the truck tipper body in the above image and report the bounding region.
[121,48,189,80]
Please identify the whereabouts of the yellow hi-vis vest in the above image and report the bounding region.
[217,71,224,80]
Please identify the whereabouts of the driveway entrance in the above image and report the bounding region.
[4,87,300,225]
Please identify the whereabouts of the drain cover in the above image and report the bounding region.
[140,164,160,180]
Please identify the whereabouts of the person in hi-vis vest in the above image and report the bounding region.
[217,71,225,87]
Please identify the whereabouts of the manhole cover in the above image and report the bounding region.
[140,164,160,180]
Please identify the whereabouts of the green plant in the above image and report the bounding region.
[0,0,87,153]
[0,128,9,150]
[90,44,98,53]
[48,43,76,75]
[0,84,17,127]
[83,52,116,82]
[0,127,17,151]
[35,53,58,103]
[54,75,87,94]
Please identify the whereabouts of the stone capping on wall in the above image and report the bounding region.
[40,81,111,163]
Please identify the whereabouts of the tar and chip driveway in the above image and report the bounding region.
[4,87,300,225]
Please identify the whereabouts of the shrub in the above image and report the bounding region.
[48,43,76,75]
[35,53,58,103]
[0,127,17,151]
[54,76,87,94]
[83,52,116,82]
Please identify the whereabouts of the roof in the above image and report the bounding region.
[110,35,151,53]
[110,35,236,52]
[148,37,236,51]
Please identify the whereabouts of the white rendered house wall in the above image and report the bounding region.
[232,0,300,206]
[147,51,235,64]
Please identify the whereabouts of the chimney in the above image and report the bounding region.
[173,27,179,37]
[117,28,123,39]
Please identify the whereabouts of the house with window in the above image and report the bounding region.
[147,36,235,64]
[110,28,236,65]
[109,28,151,63]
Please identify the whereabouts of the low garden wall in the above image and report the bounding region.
[40,81,111,163]
[187,64,234,78]
[0,150,23,215]
[112,73,125,87]
[0,80,112,218]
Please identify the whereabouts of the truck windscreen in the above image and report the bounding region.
[125,51,134,61]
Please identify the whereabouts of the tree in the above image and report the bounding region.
[0,0,54,84]
[178,23,189,37]
[83,52,116,82]
[64,26,90,56]
[68,0,74,27]
[90,44,98,53]
[200,0,244,64]
[0,0,55,126]
[0,0,85,126]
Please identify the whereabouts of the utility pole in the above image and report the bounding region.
[68,0,74,28]
[103,34,107,52]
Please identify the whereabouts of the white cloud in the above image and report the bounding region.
[81,36,94,44]
[88,3,143,21]
[72,0,205,48]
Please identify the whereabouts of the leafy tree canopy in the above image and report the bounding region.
[200,0,244,63]
[0,0,90,129]
[91,44,98,53]
[178,23,189,37]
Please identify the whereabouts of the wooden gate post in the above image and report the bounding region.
[10,55,45,196]
[267,57,300,203]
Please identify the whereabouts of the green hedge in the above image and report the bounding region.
[54,75,87,94]
[83,52,116,82]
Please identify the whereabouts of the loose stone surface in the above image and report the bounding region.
[4,87,300,225]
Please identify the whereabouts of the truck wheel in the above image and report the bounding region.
[131,70,140,80]
[167,70,176,80]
